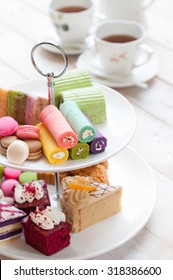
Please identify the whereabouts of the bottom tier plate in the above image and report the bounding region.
[0,146,156,260]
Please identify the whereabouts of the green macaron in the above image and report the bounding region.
[19,171,38,183]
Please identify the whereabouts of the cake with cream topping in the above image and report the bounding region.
[22,206,72,256]
[60,176,122,232]
[14,180,50,214]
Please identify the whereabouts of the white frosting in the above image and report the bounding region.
[30,206,66,230]
[14,181,44,204]
[30,212,54,230]
[76,147,83,155]
[52,152,65,159]
[62,135,75,143]
[0,202,26,221]
[82,129,94,139]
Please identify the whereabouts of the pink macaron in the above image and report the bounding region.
[3,167,22,180]
[0,116,18,137]
[16,125,40,140]
[1,179,19,197]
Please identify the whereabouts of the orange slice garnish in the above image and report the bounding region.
[68,182,97,192]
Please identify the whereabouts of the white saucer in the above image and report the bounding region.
[37,26,93,55]
[76,48,159,87]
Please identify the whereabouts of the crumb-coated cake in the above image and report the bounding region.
[60,176,122,233]
[0,202,27,245]
[22,206,72,256]
[14,180,50,214]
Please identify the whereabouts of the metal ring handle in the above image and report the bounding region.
[31,42,68,78]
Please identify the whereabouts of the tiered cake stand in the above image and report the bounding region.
[0,44,156,259]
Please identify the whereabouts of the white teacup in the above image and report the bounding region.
[95,0,155,21]
[49,0,94,44]
[94,20,153,75]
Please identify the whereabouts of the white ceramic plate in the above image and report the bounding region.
[0,146,156,260]
[0,80,136,172]
[37,26,93,55]
[76,49,159,88]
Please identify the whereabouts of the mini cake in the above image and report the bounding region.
[22,206,72,256]
[0,202,26,245]
[60,176,122,233]
[14,180,50,214]
[54,68,93,107]
[60,86,107,124]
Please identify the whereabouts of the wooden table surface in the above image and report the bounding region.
[0,0,173,260]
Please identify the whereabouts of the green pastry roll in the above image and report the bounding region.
[70,142,90,160]
[60,100,96,143]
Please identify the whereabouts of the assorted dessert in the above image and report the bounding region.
[0,69,108,165]
[0,161,123,256]
[0,69,123,256]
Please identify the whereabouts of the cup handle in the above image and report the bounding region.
[141,0,155,10]
[134,44,153,68]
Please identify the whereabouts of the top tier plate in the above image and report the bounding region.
[0,80,136,172]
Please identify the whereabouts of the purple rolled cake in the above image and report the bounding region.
[86,116,107,154]
[0,202,27,245]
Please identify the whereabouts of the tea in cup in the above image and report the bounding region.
[94,20,153,75]
[49,0,94,44]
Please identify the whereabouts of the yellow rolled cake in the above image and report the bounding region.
[37,123,69,164]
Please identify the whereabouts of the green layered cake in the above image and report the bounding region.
[60,86,107,124]
[54,69,92,107]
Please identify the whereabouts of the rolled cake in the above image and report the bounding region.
[0,202,27,245]
[86,116,107,154]
[70,142,90,160]
[37,122,69,164]
[40,105,78,149]
[60,86,107,124]
[54,69,93,107]
[60,100,96,143]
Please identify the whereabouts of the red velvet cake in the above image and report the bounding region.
[14,180,50,214]
[22,206,72,256]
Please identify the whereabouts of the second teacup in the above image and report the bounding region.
[94,20,153,75]
[49,0,94,44]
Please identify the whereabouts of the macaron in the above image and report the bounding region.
[3,167,22,180]
[0,135,18,155]
[0,116,18,136]
[1,179,19,197]
[19,171,38,183]
[24,139,42,160]
[7,140,29,165]
[16,125,40,140]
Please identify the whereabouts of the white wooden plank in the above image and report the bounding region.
[0,0,51,41]
[118,78,173,128]
[127,104,173,180]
